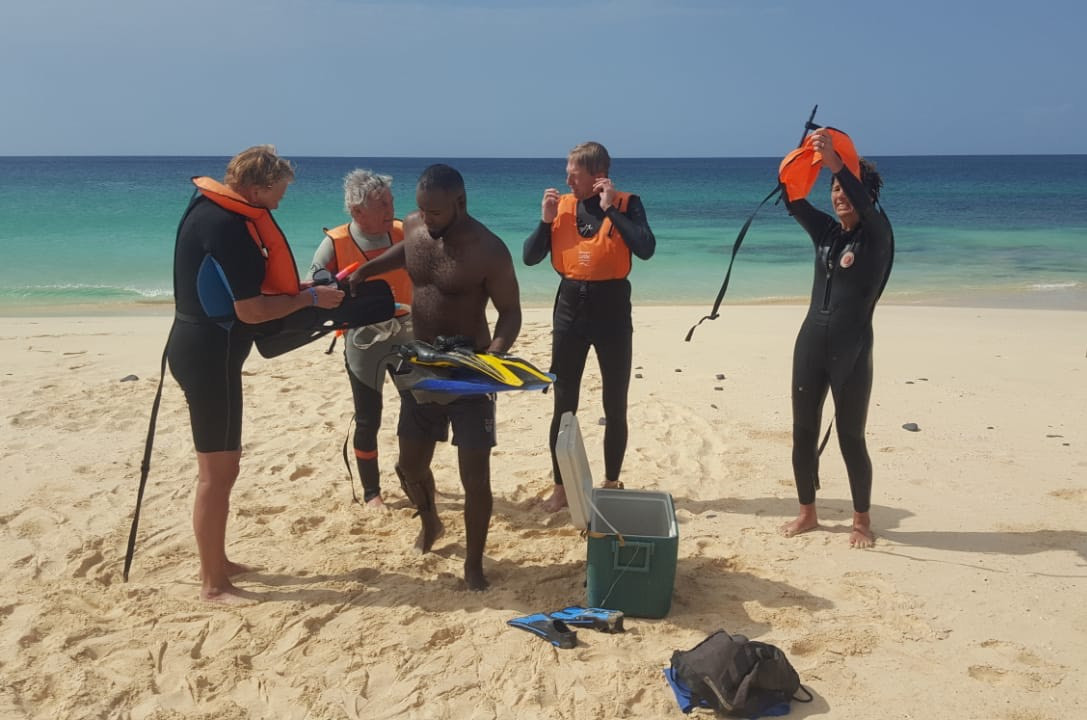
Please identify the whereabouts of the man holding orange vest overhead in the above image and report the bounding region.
[523,141,656,512]
[308,169,413,509]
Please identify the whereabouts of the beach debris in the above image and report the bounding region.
[598,417,607,426]
[1045,434,1064,439]
[714,386,723,391]
[674,368,682,373]
[902,422,921,432]
[715,373,726,380]
[635,373,643,379]
[120,374,139,382]
[905,380,914,384]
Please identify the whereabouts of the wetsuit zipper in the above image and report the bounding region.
[821,237,840,313]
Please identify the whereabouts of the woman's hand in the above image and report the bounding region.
[811,130,844,173]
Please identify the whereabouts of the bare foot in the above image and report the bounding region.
[413,511,445,554]
[201,580,258,606]
[464,562,490,591]
[780,504,818,537]
[602,480,624,489]
[541,484,568,512]
[364,495,387,510]
[224,560,255,578]
[849,511,875,548]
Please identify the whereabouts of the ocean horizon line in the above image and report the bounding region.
[3,152,1086,161]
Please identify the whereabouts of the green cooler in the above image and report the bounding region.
[555,412,678,618]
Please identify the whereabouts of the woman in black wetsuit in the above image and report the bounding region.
[779,130,894,548]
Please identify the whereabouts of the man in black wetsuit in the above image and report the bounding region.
[780,130,894,548]
[523,141,656,512]
[170,146,345,603]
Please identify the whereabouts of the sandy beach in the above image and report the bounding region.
[1,304,1084,720]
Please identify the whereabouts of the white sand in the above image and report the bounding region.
[1,305,1084,719]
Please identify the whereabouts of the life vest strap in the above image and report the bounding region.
[685,183,783,342]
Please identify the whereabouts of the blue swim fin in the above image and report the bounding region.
[506,613,578,649]
[548,606,625,634]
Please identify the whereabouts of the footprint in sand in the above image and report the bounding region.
[967,639,1067,691]
[1049,487,1087,502]
[290,516,326,534]
[289,465,316,481]
[424,625,467,650]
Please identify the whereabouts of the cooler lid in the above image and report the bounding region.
[554,411,594,531]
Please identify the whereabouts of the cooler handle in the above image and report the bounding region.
[612,540,654,573]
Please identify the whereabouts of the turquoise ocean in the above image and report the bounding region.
[1,155,1085,314]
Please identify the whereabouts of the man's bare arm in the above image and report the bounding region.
[347,242,406,295]
[483,241,522,354]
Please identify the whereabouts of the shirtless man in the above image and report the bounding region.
[348,164,522,590]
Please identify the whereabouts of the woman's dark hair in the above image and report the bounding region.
[859,157,883,201]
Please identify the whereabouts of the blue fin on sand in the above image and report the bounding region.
[548,606,625,634]
[507,613,578,649]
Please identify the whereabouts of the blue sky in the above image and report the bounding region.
[2,0,1084,157]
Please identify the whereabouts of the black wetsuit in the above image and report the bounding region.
[523,194,655,484]
[785,168,894,513]
[168,195,265,453]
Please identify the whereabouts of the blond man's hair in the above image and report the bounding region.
[568,141,610,176]
[224,145,295,190]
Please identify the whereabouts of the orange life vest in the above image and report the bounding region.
[191,176,300,295]
[324,221,412,315]
[778,128,862,202]
[550,191,632,281]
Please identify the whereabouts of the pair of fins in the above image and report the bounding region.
[397,337,554,391]
[506,606,625,649]
[252,279,395,359]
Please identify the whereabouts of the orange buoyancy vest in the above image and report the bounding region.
[325,221,412,314]
[778,128,862,202]
[550,191,633,281]
[191,176,300,296]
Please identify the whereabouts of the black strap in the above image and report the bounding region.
[817,420,834,456]
[341,414,361,505]
[685,184,782,342]
[123,325,173,581]
[686,105,820,343]
[174,310,233,325]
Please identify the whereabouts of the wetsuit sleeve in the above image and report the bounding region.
[606,194,655,260]
[206,212,265,301]
[307,236,336,281]
[784,198,837,247]
[523,221,552,266]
